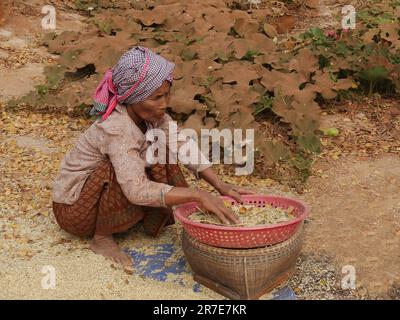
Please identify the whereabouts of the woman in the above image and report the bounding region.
[52,46,253,266]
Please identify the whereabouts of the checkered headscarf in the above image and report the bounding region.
[90,46,175,121]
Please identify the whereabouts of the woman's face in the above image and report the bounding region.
[127,80,171,124]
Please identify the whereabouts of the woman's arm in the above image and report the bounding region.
[164,187,240,225]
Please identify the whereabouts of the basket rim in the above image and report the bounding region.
[173,194,310,232]
[182,225,304,255]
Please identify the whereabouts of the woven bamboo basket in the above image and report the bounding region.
[182,224,304,300]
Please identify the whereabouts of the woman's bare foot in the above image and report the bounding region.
[89,234,132,267]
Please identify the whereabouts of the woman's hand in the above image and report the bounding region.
[215,182,257,203]
[196,190,240,225]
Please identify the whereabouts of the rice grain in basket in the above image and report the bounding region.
[189,201,296,227]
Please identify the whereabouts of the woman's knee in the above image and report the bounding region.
[52,202,95,238]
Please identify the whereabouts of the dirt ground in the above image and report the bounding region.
[302,154,400,298]
[0,1,399,300]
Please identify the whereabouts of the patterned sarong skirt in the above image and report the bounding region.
[52,159,188,238]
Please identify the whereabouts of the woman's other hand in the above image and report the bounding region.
[215,182,257,204]
[196,190,240,225]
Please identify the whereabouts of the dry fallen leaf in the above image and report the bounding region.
[263,23,278,38]
[275,15,296,34]
[305,0,319,9]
